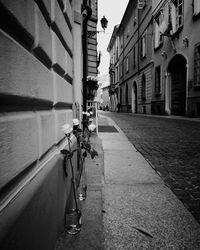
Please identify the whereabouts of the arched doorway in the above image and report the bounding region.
[167,54,187,116]
[131,81,137,113]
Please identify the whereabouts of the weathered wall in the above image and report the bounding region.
[0,0,82,249]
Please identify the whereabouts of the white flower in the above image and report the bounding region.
[62,124,73,135]
[90,111,93,115]
[88,123,96,132]
[73,118,80,126]
[86,112,90,116]
[82,111,86,115]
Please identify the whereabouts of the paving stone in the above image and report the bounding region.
[102,112,200,224]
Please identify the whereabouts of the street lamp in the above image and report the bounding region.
[87,15,108,37]
[100,16,108,31]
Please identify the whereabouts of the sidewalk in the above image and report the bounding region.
[55,114,200,250]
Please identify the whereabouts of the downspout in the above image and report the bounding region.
[82,0,92,111]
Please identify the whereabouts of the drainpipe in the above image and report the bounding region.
[82,0,92,111]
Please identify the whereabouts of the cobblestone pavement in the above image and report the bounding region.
[100,112,200,224]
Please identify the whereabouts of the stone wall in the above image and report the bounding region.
[0,1,81,249]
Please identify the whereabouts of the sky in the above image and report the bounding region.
[97,0,129,78]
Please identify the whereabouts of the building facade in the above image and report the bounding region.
[152,0,200,117]
[108,0,200,117]
[107,25,120,112]
[108,0,153,114]
[0,0,98,249]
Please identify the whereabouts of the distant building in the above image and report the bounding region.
[152,0,200,117]
[107,25,120,112]
[96,74,110,109]
[101,85,110,109]
[107,0,200,117]
[108,0,153,114]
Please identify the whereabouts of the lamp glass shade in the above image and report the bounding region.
[100,16,108,30]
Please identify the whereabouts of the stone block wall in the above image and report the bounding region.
[0,0,80,249]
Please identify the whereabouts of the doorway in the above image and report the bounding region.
[131,81,137,113]
[167,54,187,116]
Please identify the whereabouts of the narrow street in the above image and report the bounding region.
[100,111,200,224]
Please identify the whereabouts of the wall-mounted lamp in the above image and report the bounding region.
[87,16,108,37]
[183,37,189,47]
[161,51,167,59]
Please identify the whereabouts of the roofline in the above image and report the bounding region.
[107,24,119,52]
[117,0,133,33]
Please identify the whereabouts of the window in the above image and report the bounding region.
[155,66,161,94]
[126,84,128,104]
[170,0,183,33]
[141,74,146,100]
[116,66,119,82]
[120,87,122,104]
[133,46,136,67]
[116,45,119,60]
[86,0,91,6]
[177,0,183,28]
[120,63,123,78]
[126,25,130,38]
[194,43,200,86]
[138,0,146,9]
[141,31,147,58]
[126,57,129,73]
[154,13,163,48]
[193,0,200,16]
